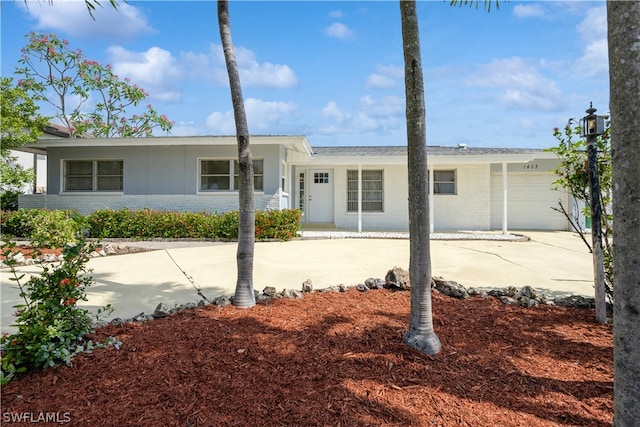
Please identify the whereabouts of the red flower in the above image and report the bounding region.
[64,298,77,306]
[61,278,71,286]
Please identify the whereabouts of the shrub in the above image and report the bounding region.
[215,211,239,240]
[0,238,115,384]
[15,208,301,243]
[256,209,301,241]
[0,209,84,247]
[1,209,40,238]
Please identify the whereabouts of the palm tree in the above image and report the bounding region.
[218,0,256,308]
[400,0,441,355]
[607,1,640,424]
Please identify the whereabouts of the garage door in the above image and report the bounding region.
[490,173,568,230]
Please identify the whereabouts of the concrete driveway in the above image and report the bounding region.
[1,231,595,333]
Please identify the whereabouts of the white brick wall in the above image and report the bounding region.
[18,193,279,215]
[433,164,491,230]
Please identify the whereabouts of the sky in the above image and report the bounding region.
[1,0,610,149]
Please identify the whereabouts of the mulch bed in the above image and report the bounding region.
[1,287,612,426]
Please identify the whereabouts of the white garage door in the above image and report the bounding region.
[490,173,568,230]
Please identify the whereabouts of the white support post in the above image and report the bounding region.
[358,164,362,233]
[502,162,508,235]
[429,167,434,233]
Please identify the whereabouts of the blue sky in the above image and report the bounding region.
[1,1,609,148]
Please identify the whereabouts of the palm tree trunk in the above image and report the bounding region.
[608,1,640,424]
[218,0,255,308]
[400,0,441,355]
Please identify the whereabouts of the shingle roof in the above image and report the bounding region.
[311,146,545,157]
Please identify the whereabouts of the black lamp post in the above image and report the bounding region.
[579,102,607,324]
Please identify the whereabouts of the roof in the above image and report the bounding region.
[19,135,557,164]
[22,135,313,156]
[308,145,557,165]
[311,145,547,156]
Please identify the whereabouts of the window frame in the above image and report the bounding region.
[62,159,124,193]
[198,158,264,193]
[346,169,384,213]
[432,169,456,195]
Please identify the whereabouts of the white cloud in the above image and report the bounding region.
[169,121,200,137]
[467,57,565,111]
[206,98,298,134]
[19,0,153,41]
[325,23,354,41]
[183,44,298,89]
[573,6,608,78]
[366,64,404,89]
[316,96,403,135]
[512,4,546,19]
[322,101,344,121]
[107,46,183,102]
[359,95,404,118]
[244,98,298,132]
[205,111,235,134]
[577,6,608,42]
[329,10,344,19]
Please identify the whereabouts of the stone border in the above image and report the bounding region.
[0,243,152,269]
[97,268,607,330]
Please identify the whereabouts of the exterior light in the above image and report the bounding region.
[581,102,607,324]
[580,103,605,137]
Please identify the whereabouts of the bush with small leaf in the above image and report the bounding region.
[0,237,115,384]
[0,209,84,247]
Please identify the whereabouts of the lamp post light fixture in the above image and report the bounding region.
[580,102,607,324]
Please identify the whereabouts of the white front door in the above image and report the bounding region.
[308,170,334,223]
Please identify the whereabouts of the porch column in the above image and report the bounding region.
[429,167,434,233]
[502,162,508,234]
[358,164,362,233]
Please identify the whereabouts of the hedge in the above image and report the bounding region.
[1,208,302,245]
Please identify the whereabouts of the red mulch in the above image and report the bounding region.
[1,289,612,427]
[0,246,62,259]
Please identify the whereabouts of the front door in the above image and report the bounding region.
[308,170,333,223]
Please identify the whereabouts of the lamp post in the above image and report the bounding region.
[580,102,607,324]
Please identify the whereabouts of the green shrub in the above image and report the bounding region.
[84,209,121,239]
[256,209,301,241]
[1,209,40,238]
[0,209,83,247]
[30,210,85,248]
[35,208,301,242]
[0,239,115,384]
[216,211,239,240]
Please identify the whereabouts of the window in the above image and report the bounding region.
[314,172,329,184]
[64,160,123,192]
[298,172,305,217]
[433,170,456,194]
[200,159,263,191]
[347,169,384,212]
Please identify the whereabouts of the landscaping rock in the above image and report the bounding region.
[281,289,303,299]
[516,285,538,300]
[385,267,410,290]
[263,286,277,296]
[500,296,518,305]
[432,276,469,300]
[355,284,369,292]
[365,278,384,289]
[301,279,313,293]
[153,303,171,318]
[214,296,231,307]
[553,295,596,309]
